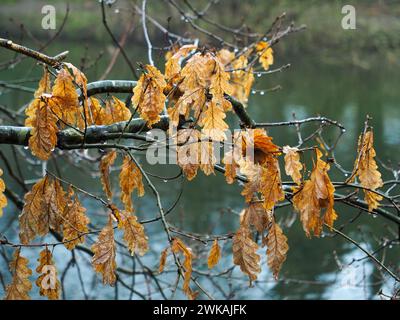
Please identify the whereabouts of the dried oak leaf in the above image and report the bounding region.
[283,146,303,185]
[99,150,117,200]
[28,96,58,161]
[92,216,117,286]
[132,65,166,126]
[207,239,221,269]
[292,149,338,237]
[36,249,61,300]
[232,226,261,283]
[62,188,90,250]
[355,130,383,211]
[25,67,51,127]
[171,238,198,300]
[265,221,288,279]
[118,211,148,256]
[119,155,145,213]
[4,248,32,300]
[256,41,274,71]
[158,247,169,274]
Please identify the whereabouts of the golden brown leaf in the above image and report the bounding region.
[44,178,67,232]
[292,149,338,236]
[265,221,288,279]
[51,68,79,111]
[158,247,169,274]
[119,155,145,213]
[171,238,198,300]
[230,55,255,104]
[207,239,221,269]
[0,168,7,217]
[355,131,383,211]
[28,97,58,160]
[260,155,285,211]
[165,44,197,80]
[132,65,166,126]
[35,249,61,300]
[232,226,261,283]
[25,67,51,127]
[256,41,274,70]
[92,216,117,286]
[119,211,148,256]
[201,100,229,141]
[240,202,271,234]
[62,188,90,250]
[99,150,117,200]
[283,146,303,185]
[176,129,200,181]
[19,176,49,244]
[4,248,32,300]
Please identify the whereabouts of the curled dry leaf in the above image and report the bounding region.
[99,150,117,200]
[355,131,383,211]
[36,249,61,300]
[293,149,337,237]
[0,168,7,217]
[283,146,303,185]
[232,226,261,283]
[265,221,288,279]
[91,216,117,286]
[171,238,198,300]
[207,239,221,269]
[158,247,169,274]
[119,155,145,213]
[62,188,90,250]
[4,248,32,300]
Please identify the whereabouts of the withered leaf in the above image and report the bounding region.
[99,150,117,200]
[119,155,145,213]
[4,248,32,300]
[62,188,90,250]
[171,238,198,300]
[283,146,303,185]
[265,221,288,279]
[92,216,117,286]
[232,226,261,283]
[207,239,221,269]
[36,249,61,300]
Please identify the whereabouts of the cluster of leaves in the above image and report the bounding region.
[1,41,384,300]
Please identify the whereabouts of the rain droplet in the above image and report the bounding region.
[257,73,262,78]
[163,179,168,183]
[373,214,378,219]
[251,90,256,95]
[260,91,265,95]
[234,48,239,53]
[344,173,349,177]
[23,146,29,150]
[262,37,268,41]
[389,245,393,249]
